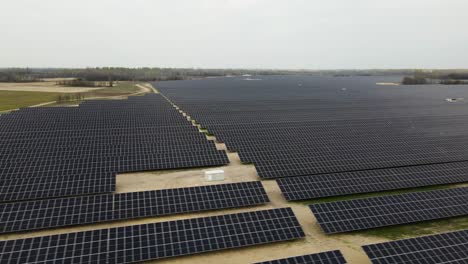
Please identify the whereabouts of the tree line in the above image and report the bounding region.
[402,70,468,85]
[2,67,468,84]
[2,68,444,83]
[0,67,311,83]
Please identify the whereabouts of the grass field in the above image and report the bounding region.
[360,215,468,240]
[0,82,148,111]
[0,90,62,112]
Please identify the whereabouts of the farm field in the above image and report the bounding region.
[0,81,104,93]
[2,75,468,263]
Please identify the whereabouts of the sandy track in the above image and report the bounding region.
[82,83,153,101]
[137,83,158,94]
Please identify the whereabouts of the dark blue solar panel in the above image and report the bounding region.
[0,208,304,263]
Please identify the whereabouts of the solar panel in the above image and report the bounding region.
[309,187,468,234]
[236,137,468,164]
[0,173,115,202]
[363,229,468,264]
[0,181,269,234]
[254,150,468,179]
[0,151,229,175]
[255,250,347,264]
[0,208,305,263]
[0,147,218,161]
[277,162,468,201]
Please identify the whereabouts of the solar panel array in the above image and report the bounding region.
[255,250,347,264]
[309,187,468,234]
[277,161,468,201]
[363,229,468,264]
[0,181,269,234]
[4,75,468,262]
[0,94,228,202]
[156,76,468,194]
[0,208,305,263]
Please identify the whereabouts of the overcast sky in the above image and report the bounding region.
[1,0,467,69]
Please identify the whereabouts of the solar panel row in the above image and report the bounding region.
[0,150,227,165]
[309,187,468,234]
[0,173,115,202]
[205,115,468,130]
[0,148,224,162]
[0,181,269,234]
[277,162,468,201]
[235,137,468,163]
[254,151,468,179]
[0,141,218,154]
[0,152,228,173]
[0,126,204,135]
[0,137,204,146]
[0,208,305,263]
[363,229,468,264]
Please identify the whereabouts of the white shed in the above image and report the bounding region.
[205,169,225,181]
